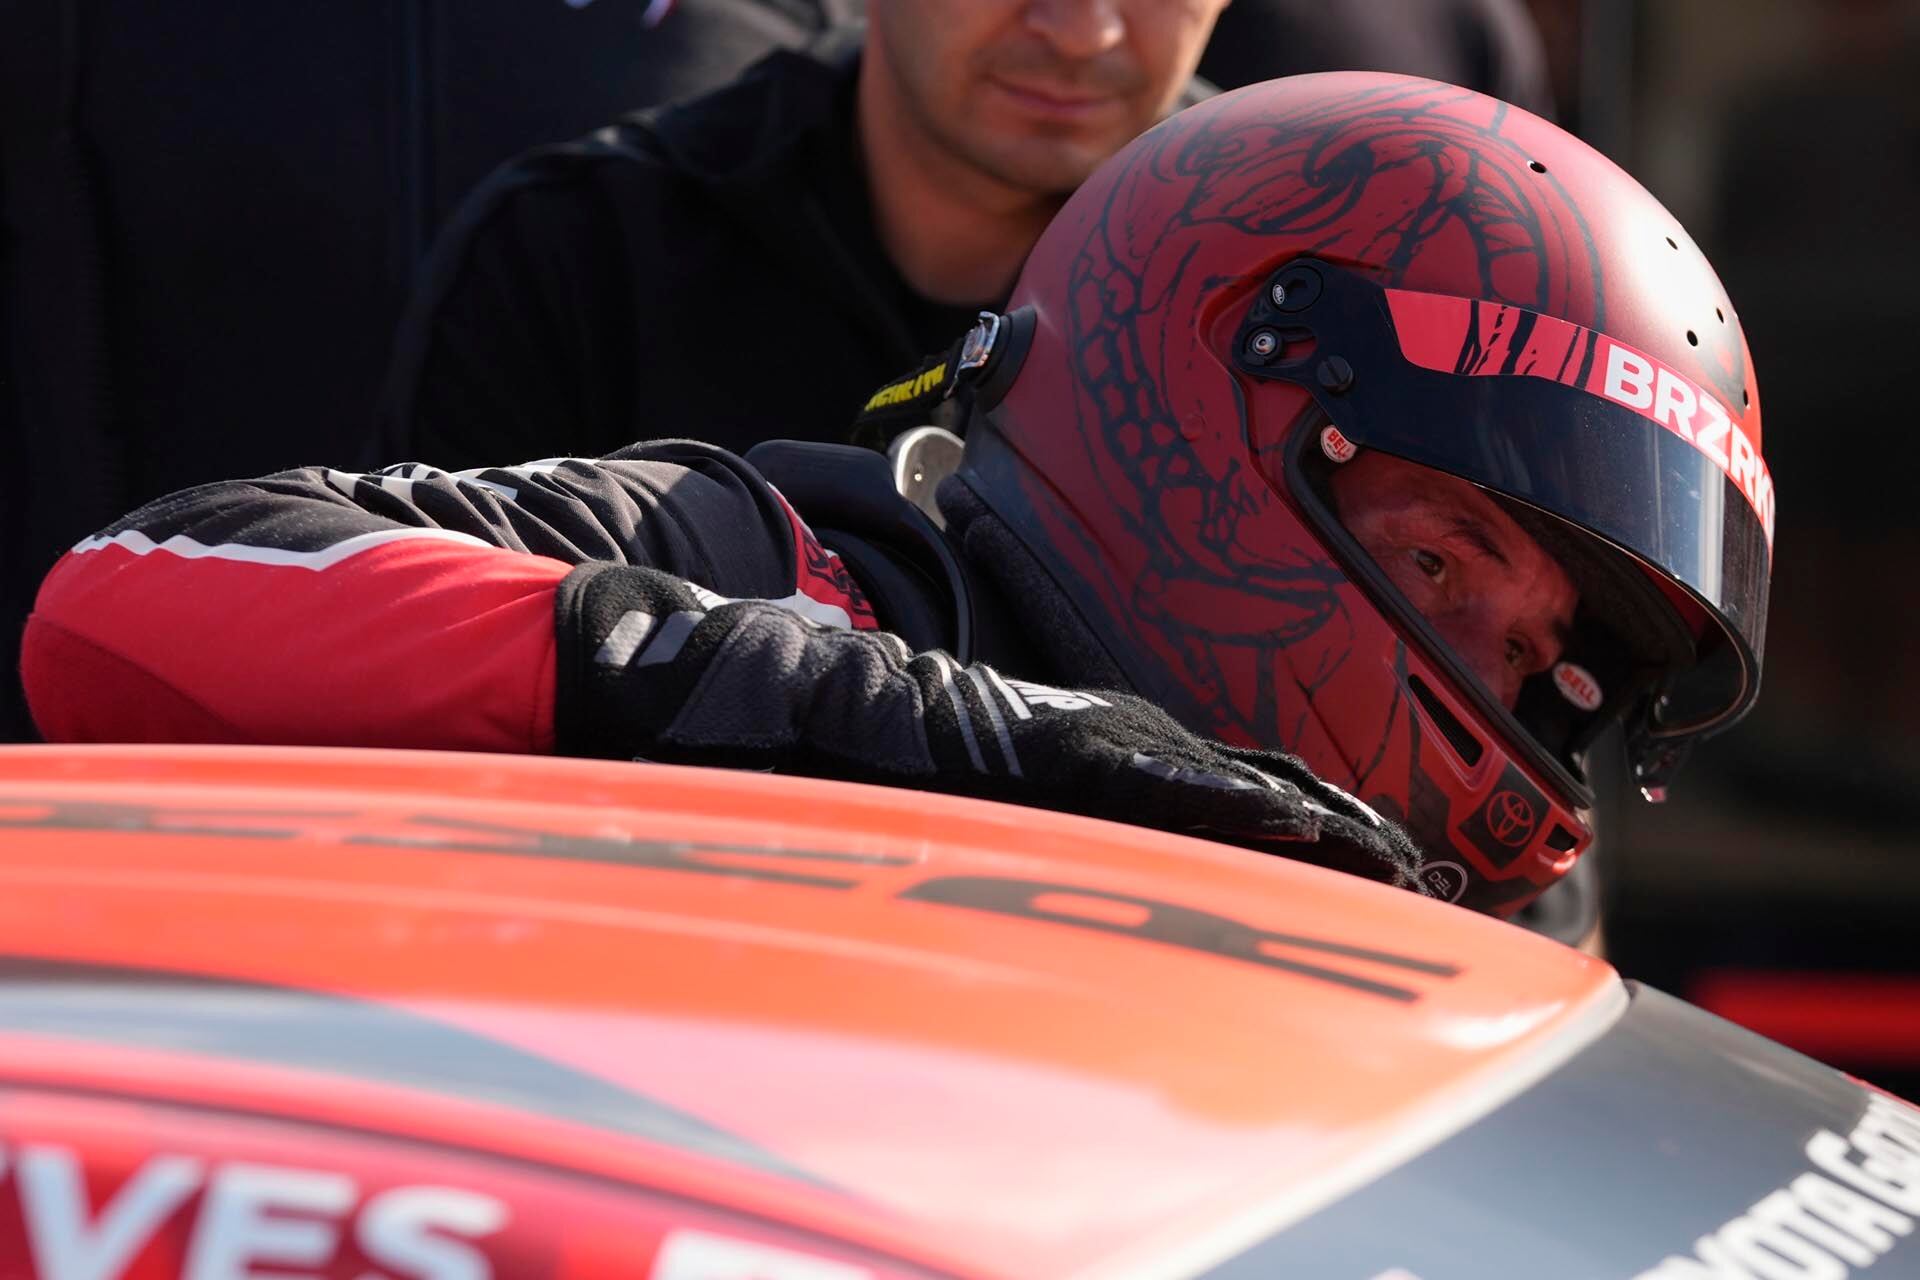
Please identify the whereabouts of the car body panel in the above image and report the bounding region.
[1205,985,1920,1278]
[0,744,1627,1277]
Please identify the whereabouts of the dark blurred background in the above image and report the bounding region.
[3,0,1915,1086]
[1527,0,1920,1098]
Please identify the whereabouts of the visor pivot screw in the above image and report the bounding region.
[1317,356,1355,393]
[1271,264,1323,312]
[1247,329,1280,361]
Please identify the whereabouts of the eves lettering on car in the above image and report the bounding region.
[0,1145,507,1280]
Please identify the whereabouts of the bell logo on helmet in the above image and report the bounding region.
[1553,661,1604,712]
[1319,425,1359,464]
[1417,861,1468,903]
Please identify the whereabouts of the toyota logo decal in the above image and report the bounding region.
[1485,790,1536,847]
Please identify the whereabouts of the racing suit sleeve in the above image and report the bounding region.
[21,442,875,753]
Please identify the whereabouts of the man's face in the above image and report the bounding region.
[866,0,1230,197]
[1329,452,1578,711]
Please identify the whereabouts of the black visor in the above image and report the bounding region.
[1236,259,1772,795]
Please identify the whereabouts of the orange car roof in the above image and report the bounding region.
[0,745,1623,1278]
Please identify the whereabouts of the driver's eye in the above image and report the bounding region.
[1412,549,1445,580]
[1505,636,1527,669]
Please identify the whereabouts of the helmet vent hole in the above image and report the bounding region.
[1742,388,1752,408]
[1528,159,1547,174]
[1686,330,1699,346]
[1408,675,1485,767]
[1544,824,1580,853]
[1666,236,1679,249]
[1716,307,1726,323]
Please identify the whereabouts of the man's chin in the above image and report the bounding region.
[967,137,1122,199]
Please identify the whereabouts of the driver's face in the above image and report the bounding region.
[1328,452,1578,710]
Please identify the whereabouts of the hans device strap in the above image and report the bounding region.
[848,308,1034,450]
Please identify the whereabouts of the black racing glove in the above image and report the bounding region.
[557,566,1425,894]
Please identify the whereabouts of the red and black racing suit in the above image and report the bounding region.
[20,439,1425,892]
[22,442,876,752]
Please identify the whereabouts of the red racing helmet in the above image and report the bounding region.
[952,72,1772,916]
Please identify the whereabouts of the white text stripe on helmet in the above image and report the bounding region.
[71,526,494,571]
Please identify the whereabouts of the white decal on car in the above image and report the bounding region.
[1635,1094,1920,1278]
[0,1144,509,1280]
[651,1229,872,1279]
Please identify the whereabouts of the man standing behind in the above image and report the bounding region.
[379,1,1229,468]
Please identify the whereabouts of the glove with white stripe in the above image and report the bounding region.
[557,565,1425,892]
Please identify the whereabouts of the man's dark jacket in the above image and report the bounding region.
[378,29,985,470]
